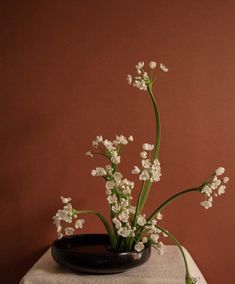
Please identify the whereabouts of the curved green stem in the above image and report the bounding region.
[147,187,202,222]
[147,85,161,160]
[136,85,161,215]
[156,225,192,283]
[75,209,117,248]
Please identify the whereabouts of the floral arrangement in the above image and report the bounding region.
[53,60,229,284]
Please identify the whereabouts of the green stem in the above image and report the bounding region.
[147,84,161,160]
[136,85,161,216]
[147,187,202,222]
[75,209,118,248]
[156,225,191,281]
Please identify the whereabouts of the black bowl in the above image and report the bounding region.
[51,234,151,274]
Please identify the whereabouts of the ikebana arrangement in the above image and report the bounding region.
[53,60,229,283]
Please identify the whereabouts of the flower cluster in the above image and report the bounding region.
[86,135,134,166]
[131,143,161,182]
[127,61,168,91]
[200,167,229,209]
[53,197,84,239]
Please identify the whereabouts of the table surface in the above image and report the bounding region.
[20,245,207,284]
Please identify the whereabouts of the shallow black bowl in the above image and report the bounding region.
[51,234,151,274]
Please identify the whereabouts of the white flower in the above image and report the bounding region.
[105,181,115,190]
[56,224,62,233]
[133,80,147,91]
[140,151,148,159]
[137,215,146,226]
[134,242,145,252]
[117,226,131,238]
[114,220,122,229]
[201,185,212,196]
[111,203,120,213]
[107,194,118,204]
[142,159,151,169]
[60,196,71,204]
[119,211,129,223]
[111,154,121,165]
[128,135,134,142]
[223,177,229,183]
[85,151,93,158]
[156,212,163,220]
[160,63,168,72]
[114,172,123,183]
[92,141,98,148]
[64,227,74,236]
[75,219,85,229]
[103,139,113,150]
[139,170,150,181]
[115,135,128,145]
[58,232,63,239]
[96,135,103,142]
[149,61,157,69]
[91,167,107,177]
[129,206,136,214]
[150,234,159,243]
[127,74,132,85]
[154,241,164,255]
[200,200,212,209]
[218,185,226,195]
[215,167,225,176]
[142,143,154,151]
[131,166,141,174]
[136,61,144,70]
[151,219,157,225]
[142,237,148,243]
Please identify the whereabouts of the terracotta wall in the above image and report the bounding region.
[1,1,235,283]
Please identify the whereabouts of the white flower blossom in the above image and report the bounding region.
[143,143,154,151]
[149,61,157,69]
[133,80,147,91]
[128,135,134,142]
[137,215,147,226]
[223,177,229,183]
[119,210,129,223]
[200,200,212,209]
[150,234,159,243]
[131,166,141,174]
[85,151,93,158]
[64,227,74,236]
[117,226,131,238]
[127,75,132,85]
[134,242,145,252]
[92,141,98,148]
[201,185,212,196]
[140,151,148,159]
[218,185,226,195]
[75,219,85,229]
[215,167,225,176]
[60,196,71,204]
[160,63,168,72]
[154,241,164,255]
[156,212,163,220]
[91,167,107,177]
[96,136,103,142]
[139,169,150,181]
[107,194,118,204]
[136,61,144,70]
[142,237,148,243]
[105,181,115,190]
[142,159,151,169]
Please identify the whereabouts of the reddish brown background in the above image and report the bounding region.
[1,1,235,283]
